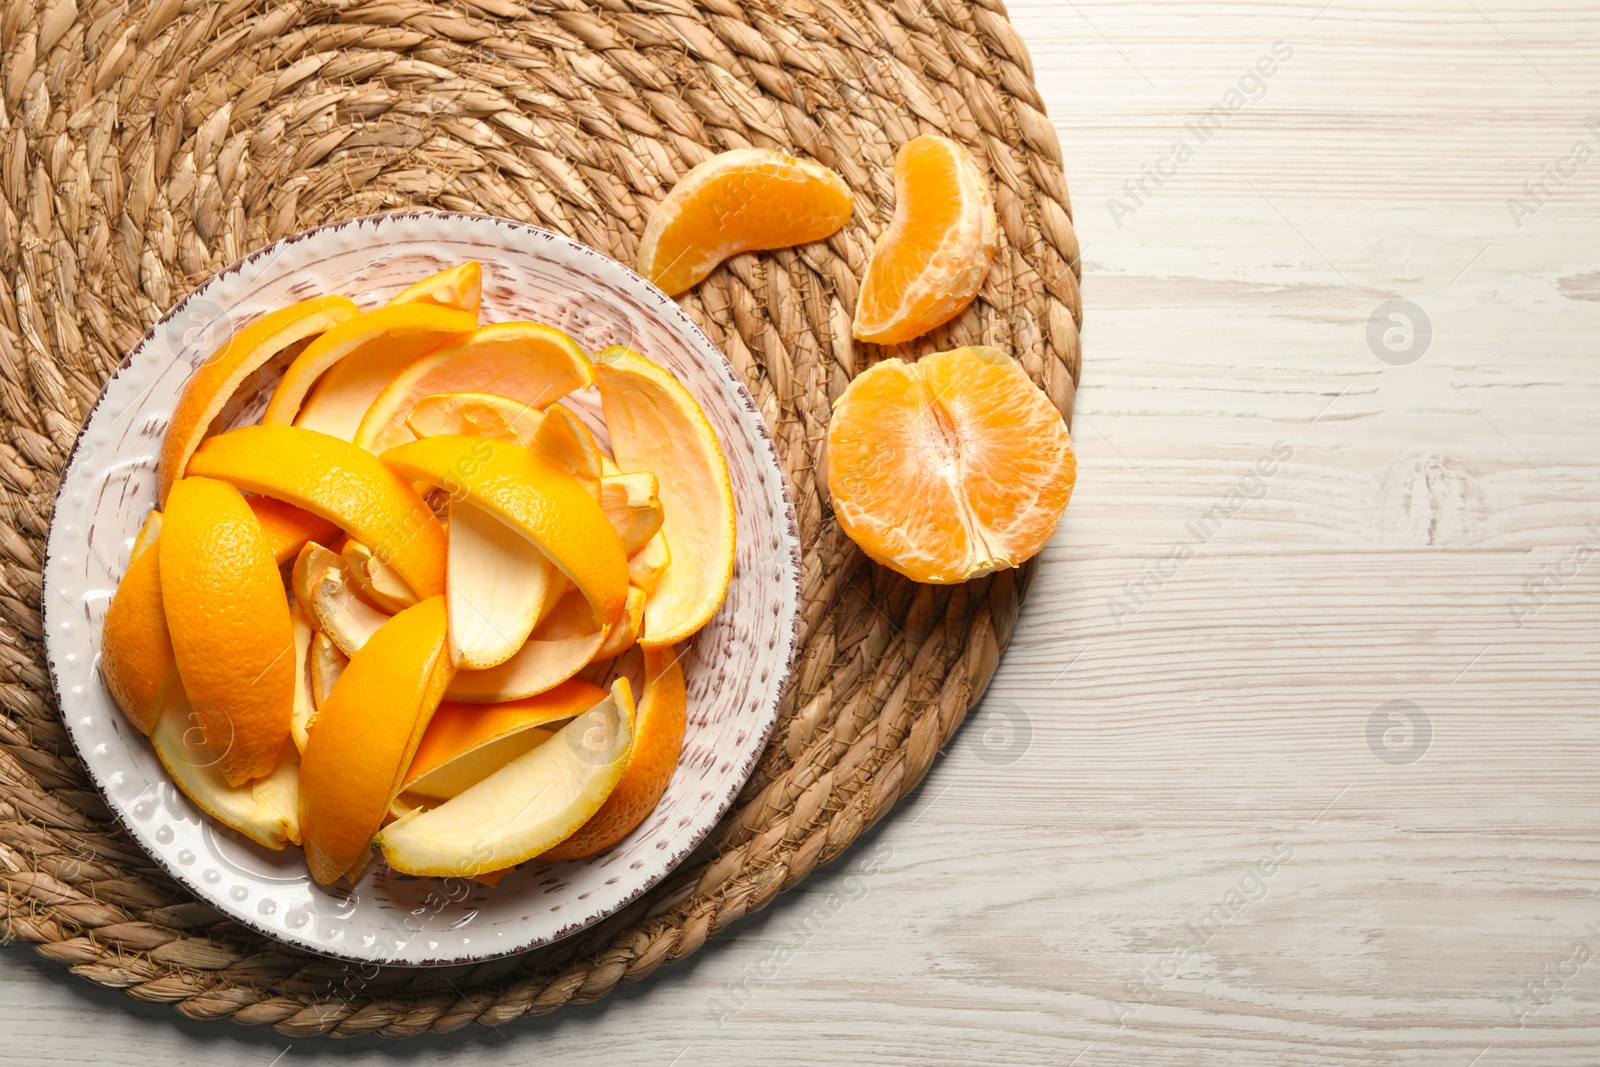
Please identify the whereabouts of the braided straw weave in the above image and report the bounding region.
[0,0,1080,1035]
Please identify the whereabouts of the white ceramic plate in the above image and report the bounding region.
[42,212,801,966]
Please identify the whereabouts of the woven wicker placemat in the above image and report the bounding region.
[0,0,1080,1036]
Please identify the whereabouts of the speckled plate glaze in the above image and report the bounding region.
[41,211,801,966]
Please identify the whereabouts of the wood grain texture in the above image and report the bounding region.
[4,0,1598,1062]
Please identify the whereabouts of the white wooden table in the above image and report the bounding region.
[4,1,1598,1062]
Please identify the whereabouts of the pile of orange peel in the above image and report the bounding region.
[102,260,733,885]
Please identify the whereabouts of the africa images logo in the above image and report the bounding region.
[1107,41,1295,228]
[1108,441,1293,629]
[1506,119,1600,229]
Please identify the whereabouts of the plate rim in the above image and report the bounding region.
[40,209,803,966]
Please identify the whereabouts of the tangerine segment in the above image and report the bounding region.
[853,136,998,345]
[593,347,735,647]
[188,425,447,601]
[541,644,687,860]
[637,149,853,296]
[353,322,593,455]
[159,477,296,785]
[101,511,178,735]
[261,304,476,439]
[298,596,453,885]
[826,346,1075,584]
[386,261,483,317]
[157,294,359,507]
[381,435,627,629]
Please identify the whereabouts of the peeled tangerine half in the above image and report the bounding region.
[637,149,853,296]
[298,596,453,885]
[378,677,635,877]
[594,347,734,647]
[826,346,1075,584]
[853,135,998,345]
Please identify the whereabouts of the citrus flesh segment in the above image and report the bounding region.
[159,477,296,785]
[401,678,607,804]
[292,543,392,657]
[447,500,557,670]
[542,645,686,860]
[594,347,734,647]
[151,698,301,850]
[445,587,605,702]
[923,347,1077,556]
[377,677,635,877]
[381,435,626,630]
[157,295,359,506]
[188,425,447,600]
[853,135,998,345]
[386,261,483,317]
[406,391,543,444]
[261,304,475,439]
[340,539,416,613]
[247,495,341,566]
[354,323,594,455]
[298,596,453,885]
[826,346,1075,584]
[101,511,178,735]
[637,149,853,296]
